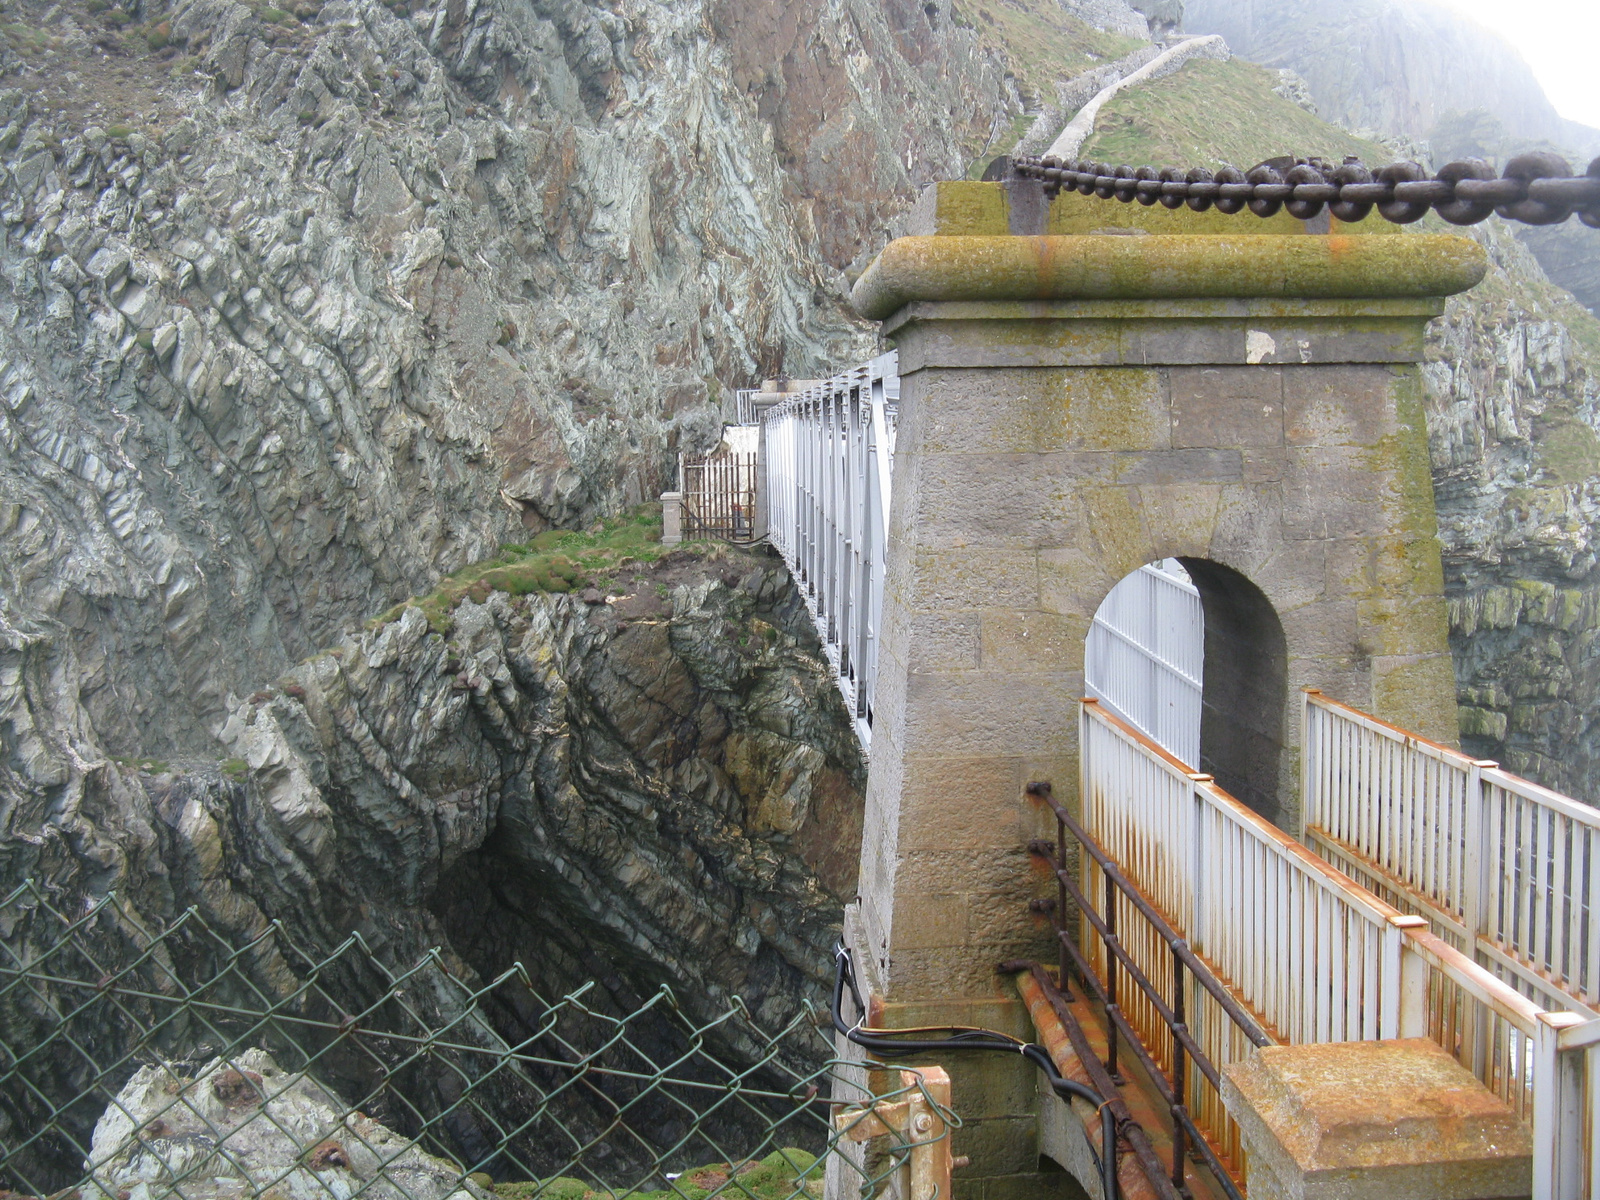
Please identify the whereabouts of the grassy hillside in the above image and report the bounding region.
[1080,58,1387,170]
[951,0,1140,109]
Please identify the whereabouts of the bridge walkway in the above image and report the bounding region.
[1014,962,1237,1200]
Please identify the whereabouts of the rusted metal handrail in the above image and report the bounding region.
[1025,781,1260,1199]
[1002,960,1183,1200]
[1027,781,1274,1049]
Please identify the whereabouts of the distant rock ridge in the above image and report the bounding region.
[1182,0,1598,156]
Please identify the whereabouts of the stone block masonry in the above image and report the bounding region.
[837,182,1487,1198]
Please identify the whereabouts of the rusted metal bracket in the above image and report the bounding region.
[834,1067,955,1200]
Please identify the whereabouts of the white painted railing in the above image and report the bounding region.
[1303,689,1600,1019]
[1082,697,1600,1198]
[1085,559,1203,768]
[761,353,898,748]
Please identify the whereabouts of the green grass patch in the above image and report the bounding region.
[113,756,170,774]
[1534,416,1600,486]
[370,503,711,634]
[951,0,1138,111]
[1080,58,1386,172]
[493,1150,822,1200]
[220,758,249,780]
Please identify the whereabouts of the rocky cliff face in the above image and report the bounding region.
[0,0,1031,1156]
[1425,224,1600,790]
[0,0,1017,775]
[3,547,866,1181]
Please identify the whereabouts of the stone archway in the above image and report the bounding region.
[1179,557,1290,828]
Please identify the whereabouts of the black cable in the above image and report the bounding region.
[830,946,1120,1200]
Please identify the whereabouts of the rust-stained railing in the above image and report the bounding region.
[1027,782,1264,1196]
[680,449,758,542]
[1053,698,1600,1200]
[1303,688,1600,1019]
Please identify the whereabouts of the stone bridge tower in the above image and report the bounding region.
[841,182,1487,1199]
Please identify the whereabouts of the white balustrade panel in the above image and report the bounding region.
[1082,701,1404,1046]
[1082,697,1591,1197]
[760,353,897,749]
[1085,560,1203,769]
[1303,690,1600,1018]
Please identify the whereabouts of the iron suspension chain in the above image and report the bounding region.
[1005,150,1600,229]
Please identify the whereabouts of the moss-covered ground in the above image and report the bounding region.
[493,1149,823,1200]
[369,503,721,634]
[1080,58,1386,172]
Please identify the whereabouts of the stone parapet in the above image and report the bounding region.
[853,234,1487,320]
[1221,1039,1533,1199]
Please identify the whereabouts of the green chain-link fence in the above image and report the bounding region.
[0,881,953,1200]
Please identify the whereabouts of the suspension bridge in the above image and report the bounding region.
[673,164,1600,1199]
[10,154,1600,1200]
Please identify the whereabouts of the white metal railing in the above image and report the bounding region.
[1082,698,1600,1198]
[1303,689,1600,1019]
[1085,559,1203,767]
[761,353,898,748]
[734,388,760,426]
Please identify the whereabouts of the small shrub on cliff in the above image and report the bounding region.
[145,19,170,47]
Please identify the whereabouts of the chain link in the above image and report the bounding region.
[1005,151,1600,229]
[0,880,948,1200]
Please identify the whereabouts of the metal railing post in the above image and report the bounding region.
[1533,1011,1588,1200]
[1397,928,1431,1039]
[1105,858,1122,1083]
[1171,946,1187,1194]
[1464,755,1496,1078]
[1058,804,1071,1000]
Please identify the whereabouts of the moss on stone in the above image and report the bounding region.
[851,233,1488,320]
[1533,415,1600,486]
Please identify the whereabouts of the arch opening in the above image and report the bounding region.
[1086,558,1289,827]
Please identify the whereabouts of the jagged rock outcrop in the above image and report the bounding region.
[0,0,1022,778]
[1425,222,1600,788]
[3,548,865,1185]
[84,1050,489,1200]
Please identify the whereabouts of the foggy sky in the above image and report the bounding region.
[1434,0,1600,130]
